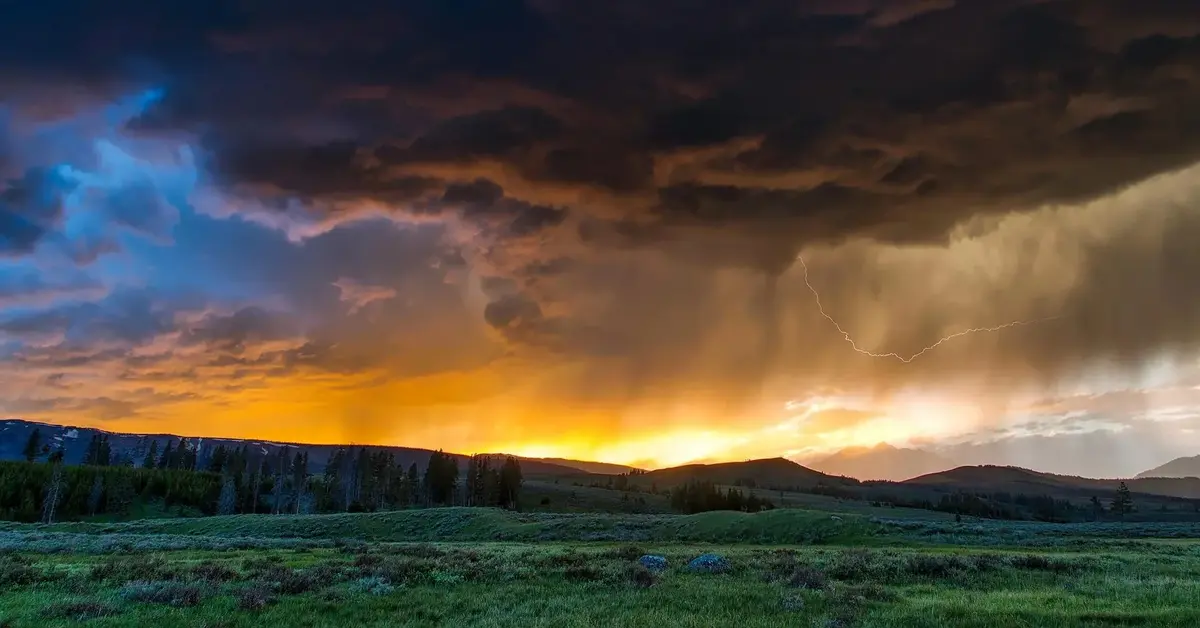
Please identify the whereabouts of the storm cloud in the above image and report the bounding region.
[1,0,1200,467]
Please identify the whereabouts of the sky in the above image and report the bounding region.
[2,0,1200,475]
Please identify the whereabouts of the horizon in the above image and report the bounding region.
[4,416,1192,481]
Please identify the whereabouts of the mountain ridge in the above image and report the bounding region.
[0,419,604,477]
[806,443,957,481]
[1137,455,1200,479]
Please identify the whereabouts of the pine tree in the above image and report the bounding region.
[1112,482,1133,517]
[498,456,523,510]
[21,428,41,462]
[83,435,99,465]
[217,476,237,515]
[208,445,228,474]
[176,438,190,470]
[87,474,105,515]
[143,440,158,469]
[292,451,308,514]
[98,436,112,466]
[406,463,420,506]
[158,440,174,469]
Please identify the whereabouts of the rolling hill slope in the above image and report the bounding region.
[906,465,1200,500]
[636,457,857,491]
[1138,455,1200,479]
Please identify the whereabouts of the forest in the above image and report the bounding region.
[0,430,526,522]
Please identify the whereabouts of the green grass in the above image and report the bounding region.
[6,507,876,545]
[3,508,1200,626]
[3,541,1200,626]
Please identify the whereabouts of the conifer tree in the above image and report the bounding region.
[21,428,41,462]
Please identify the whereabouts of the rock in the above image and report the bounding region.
[687,553,731,574]
[637,555,668,573]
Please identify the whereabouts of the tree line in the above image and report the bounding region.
[5,428,524,522]
[669,480,775,514]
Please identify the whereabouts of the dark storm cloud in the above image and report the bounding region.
[0,168,71,256]
[4,0,1200,403]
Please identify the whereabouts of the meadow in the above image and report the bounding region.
[1,509,1199,627]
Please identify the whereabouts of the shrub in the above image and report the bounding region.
[1008,554,1082,574]
[391,544,445,559]
[606,544,647,561]
[0,556,49,586]
[354,553,383,569]
[833,583,900,604]
[275,569,320,594]
[906,554,969,579]
[41,600,121,621]
[305,561,350,586]
[375,557,435,584]
[90,556,177,582]
[969,553,1006,572]
[119,580,205,607]
[241,555,284,572]
[625,564,658,588]
[564,564,605,582]
[236,585,277,611]
[351,576,395,596]
[787,565,828,590]
[189,560,239,583]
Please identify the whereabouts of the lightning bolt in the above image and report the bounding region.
[796,254,1058,363]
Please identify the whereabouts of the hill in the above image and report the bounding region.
[906,465,1200,500]
[0,419,593,477]
[637,457,856,491]
[1137,455,1200,479]
[511,457,639,475]
[807,443,956,481]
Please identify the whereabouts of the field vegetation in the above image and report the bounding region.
[0,508,1199,626]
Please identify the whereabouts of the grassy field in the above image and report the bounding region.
[2,508,1200,627]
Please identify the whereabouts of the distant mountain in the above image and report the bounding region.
[807,443,956,481]
[520,457,640,475]
[907,464,1200,500]
[0,419,593,477]
[1137,456,1200,479]
[637,457,854,490]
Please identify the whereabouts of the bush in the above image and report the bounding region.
[354,553,383,569]
[390,544,445,559]
[625,564,658,588]
[606,545,647,561]
[90,556,177,582]
[786,565,828,590]
[41,600,121,620]
[906,554,969,579]
[305,561,350,586]
[189,560,239,583]
[236,585,277,611]
[275,569,320,594]
[119,580,205,607]
[564,564,605,582]
[351,576,395,596]
[1008,554,1082,573]
[374,557,435,585]
[0,556,49,586]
